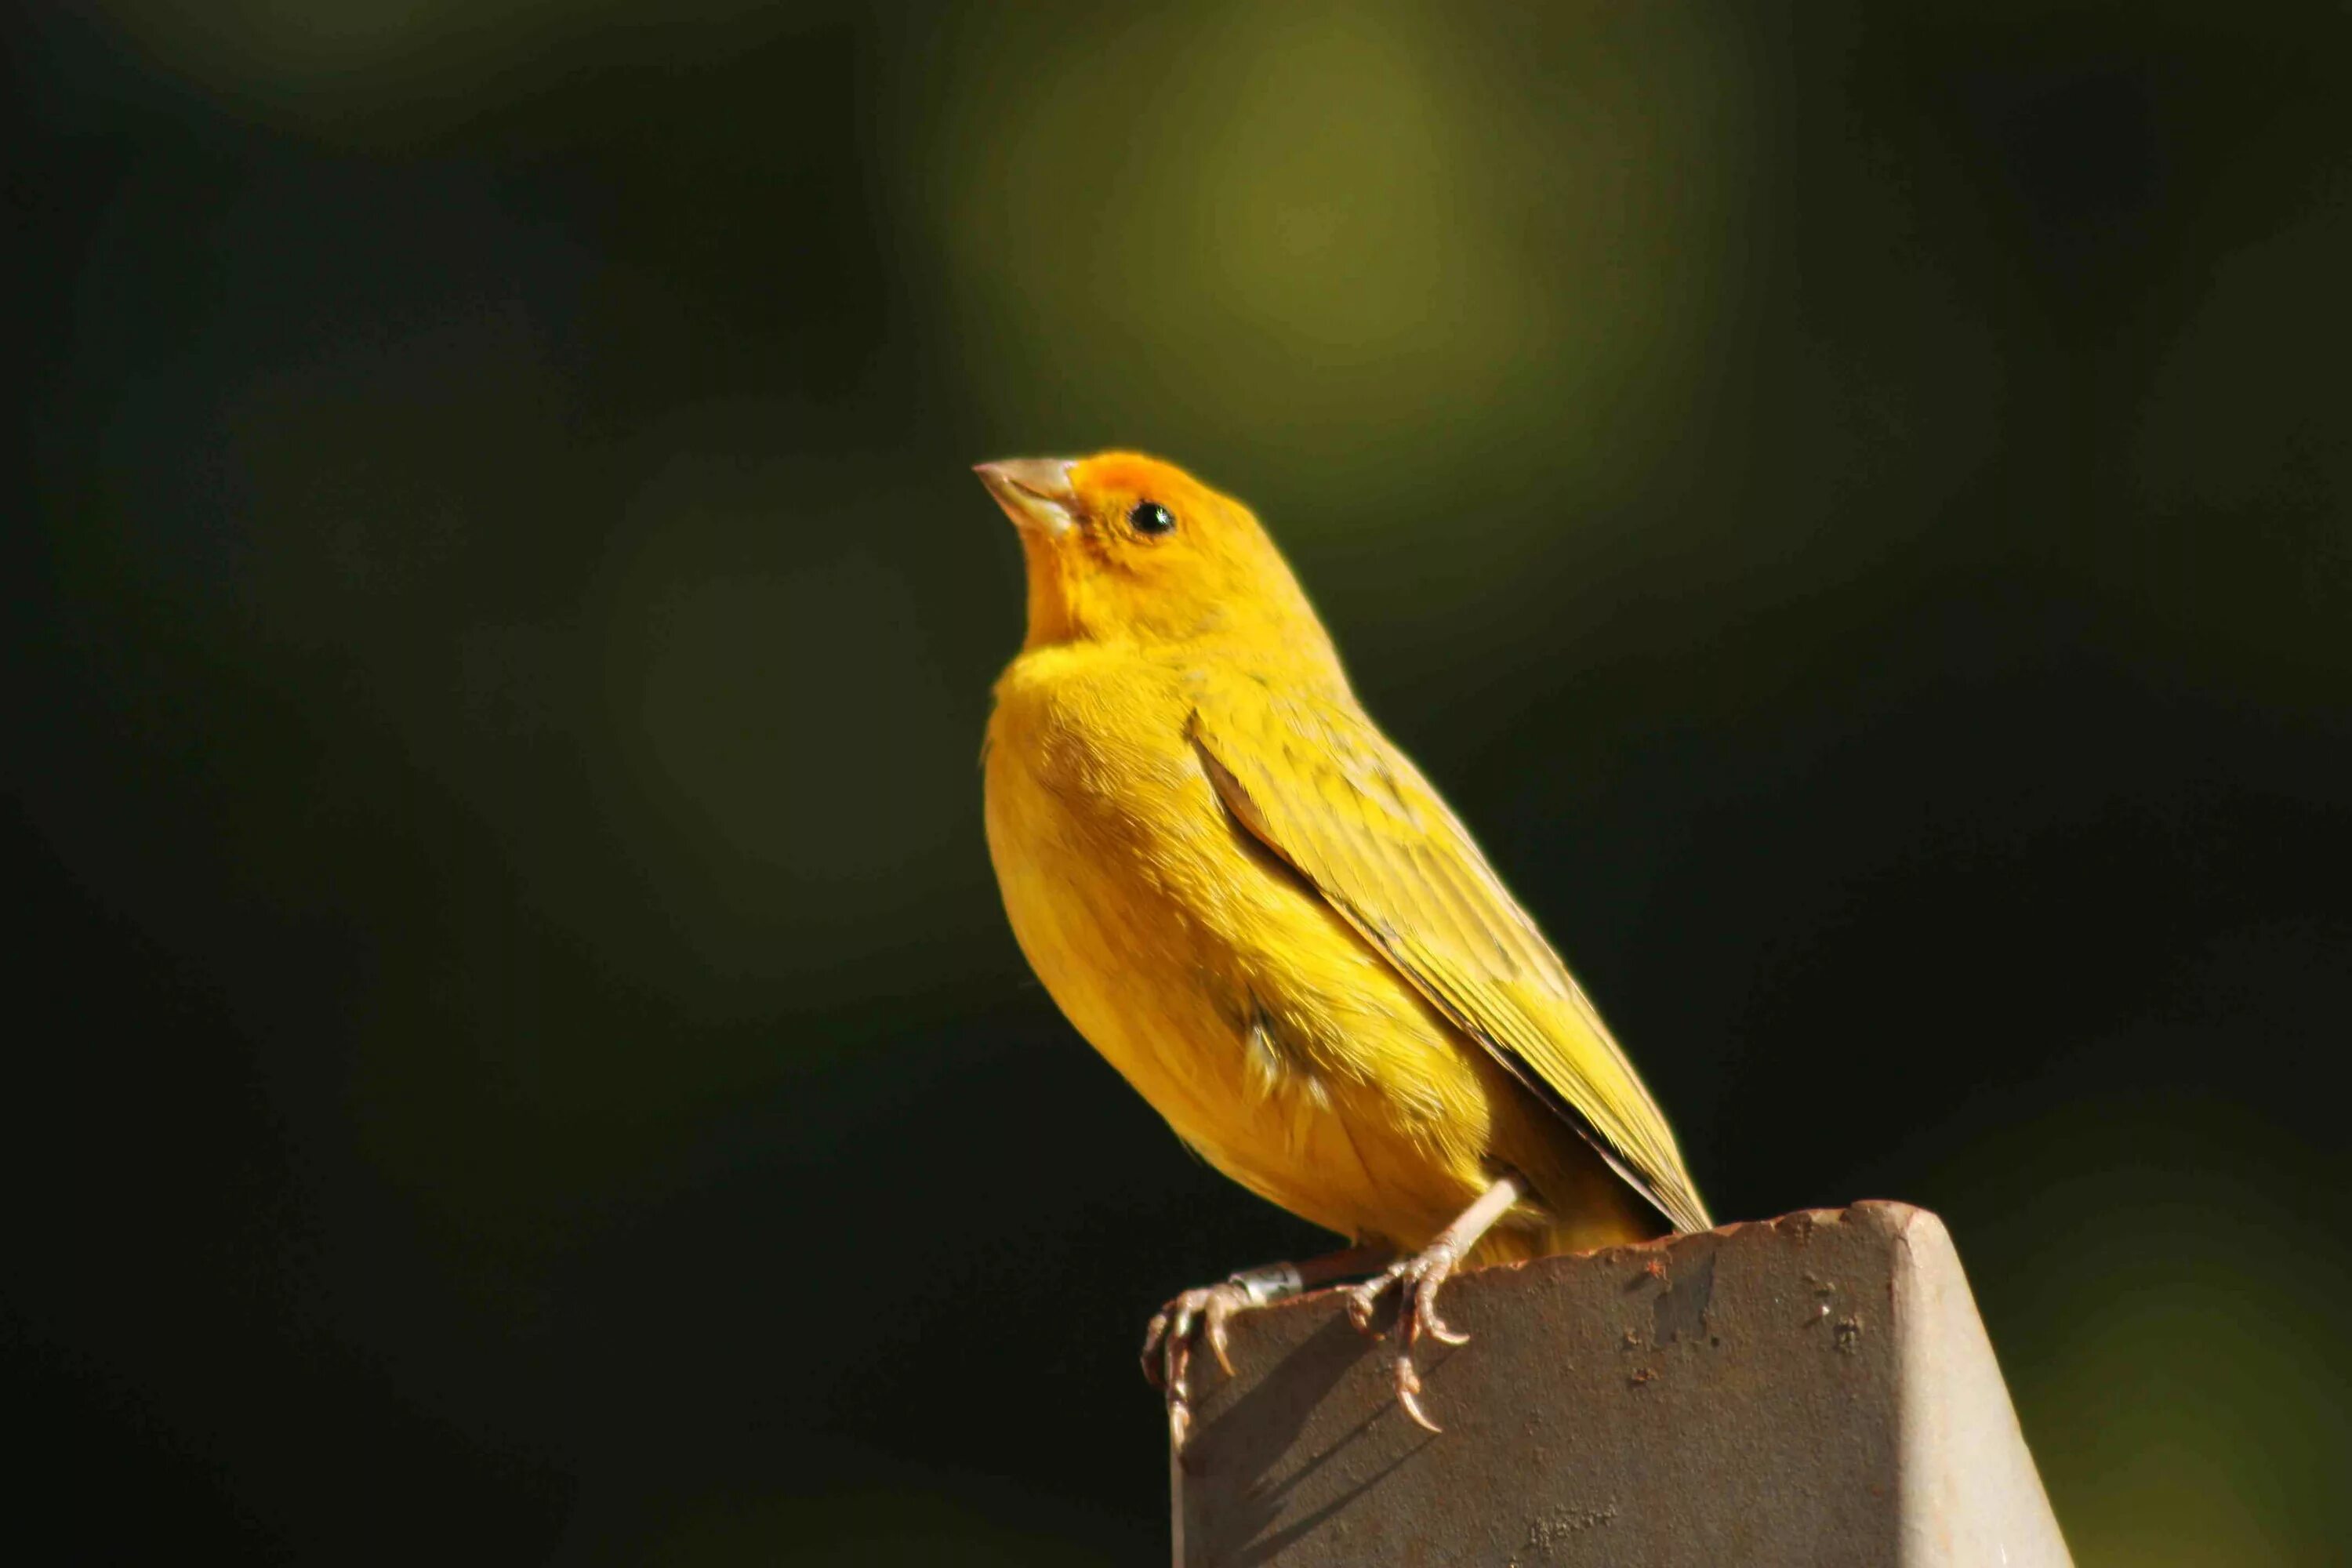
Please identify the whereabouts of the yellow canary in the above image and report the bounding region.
[976,452,1708,1439]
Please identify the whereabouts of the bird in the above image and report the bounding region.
[975,452,1709,1447]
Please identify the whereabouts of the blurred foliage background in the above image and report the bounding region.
[9,2,2350,1563]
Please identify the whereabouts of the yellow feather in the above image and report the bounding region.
[1186,673,1711,1235]
[978,452,1707,1262]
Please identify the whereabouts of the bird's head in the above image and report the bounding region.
[975,452,1332,657]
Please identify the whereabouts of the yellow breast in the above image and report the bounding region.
[982,642,1510,1248]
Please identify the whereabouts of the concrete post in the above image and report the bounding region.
[1174,1201,2070,1567]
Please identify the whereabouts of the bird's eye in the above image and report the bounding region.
[1128,500,1177,537]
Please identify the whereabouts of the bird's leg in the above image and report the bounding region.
[1341,1173,1526,1434]
[1142,1243,1395,1451]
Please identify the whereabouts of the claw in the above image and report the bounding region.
[1395,1353,1443,1434]
[1337,1239,1469,1430]
[1416,1268,1471,1347]
[1140,1308,1174,1389]
[1142,1280,1258,1454]
[1343,1259,1407,1339]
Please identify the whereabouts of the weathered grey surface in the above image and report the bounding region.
[1174,1202,2069,1567]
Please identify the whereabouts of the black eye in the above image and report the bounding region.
[1128,500,1176,536]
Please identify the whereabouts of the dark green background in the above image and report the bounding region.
[10,2,2349,1562]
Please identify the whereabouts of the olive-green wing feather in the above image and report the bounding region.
[1188,673,1711,1233]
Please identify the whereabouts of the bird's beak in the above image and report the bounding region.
[974,458,1079,537]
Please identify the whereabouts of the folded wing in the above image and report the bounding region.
[1188,672,1711,1234]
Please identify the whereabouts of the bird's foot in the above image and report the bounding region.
[1341,1239,1470,1432]
[1141,1263,1302,1452]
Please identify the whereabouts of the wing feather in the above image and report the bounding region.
[1189,673,1711,1233]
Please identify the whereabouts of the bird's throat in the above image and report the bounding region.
[1018,530,1085,648]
